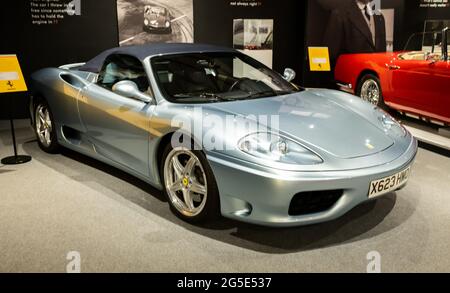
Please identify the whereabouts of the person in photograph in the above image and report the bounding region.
[323,0,386,63]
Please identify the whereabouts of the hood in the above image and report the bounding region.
[206,90,394,159]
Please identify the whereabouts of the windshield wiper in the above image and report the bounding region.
[244,90,294,99]
[174,92,230,101]
[199,92,230,101]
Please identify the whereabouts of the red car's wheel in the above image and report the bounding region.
[357,74,388,110]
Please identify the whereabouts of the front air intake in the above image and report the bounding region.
[288,190,343,216]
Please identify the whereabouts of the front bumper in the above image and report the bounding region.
[207,137,418,227]
[144,21,171,31]
[336,82,355,94]
[145,25,170,30]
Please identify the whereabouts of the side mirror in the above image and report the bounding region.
[112,80,153,103]
[283,68,296,82]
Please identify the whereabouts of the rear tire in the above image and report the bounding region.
[34,98,60,153]
[356,74,388,110]
[160,142,220,224]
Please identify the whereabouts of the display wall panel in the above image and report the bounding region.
[194,0,306,83]
[0,0,119,119]
[0,0,307,119]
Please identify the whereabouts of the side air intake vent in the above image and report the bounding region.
[60,73,85,89]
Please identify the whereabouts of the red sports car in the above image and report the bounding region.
[335,28,449,126]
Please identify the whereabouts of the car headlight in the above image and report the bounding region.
[374,107,407,137]
[165,21,170,28]
[238,133,323,165]
[144,18,149,26]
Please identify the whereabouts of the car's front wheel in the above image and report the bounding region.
[357,74,387,109]
[34,98,60,153]
[161,144,220,223]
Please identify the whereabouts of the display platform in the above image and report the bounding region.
[1,119,450,273]
[395,114,450,152]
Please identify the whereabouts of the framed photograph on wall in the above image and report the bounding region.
[233,19,274,68]
[117,0,194,46]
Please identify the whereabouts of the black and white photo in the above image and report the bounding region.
[117,0,194,46]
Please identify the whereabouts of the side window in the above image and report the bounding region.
[97,54,150,93]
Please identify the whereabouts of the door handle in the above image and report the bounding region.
[386,64,401,70]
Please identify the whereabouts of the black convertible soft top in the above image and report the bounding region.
[78,43,236,73]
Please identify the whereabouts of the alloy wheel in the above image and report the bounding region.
[360,79,380,105]
[163,148,208,217]
[35,104,53,147]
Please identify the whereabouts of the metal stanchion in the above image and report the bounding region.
[1,94,32,165]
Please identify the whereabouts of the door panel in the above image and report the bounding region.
[390,60,429,108]
[390,59,450,122]
[78,83,152,177]
[426,61,450,122]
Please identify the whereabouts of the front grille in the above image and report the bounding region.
[288,190,343,216]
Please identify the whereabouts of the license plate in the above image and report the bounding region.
[368,167,411,198]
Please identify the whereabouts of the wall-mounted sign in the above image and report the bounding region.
[0,55,28,93]
[420,0,449,8]
[229,1,262,8]
[30,0,81,26]
[308,47,331,72]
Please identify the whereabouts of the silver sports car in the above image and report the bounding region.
[30,43,417,227]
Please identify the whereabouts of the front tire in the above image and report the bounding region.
[357,74,387,110]
[34,98,59,153]
[160,144,220,223]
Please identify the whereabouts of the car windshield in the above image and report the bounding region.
[151,52,301,103]
[153,9,166,16]
[145,6,166,16]
[400,29,449,61]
